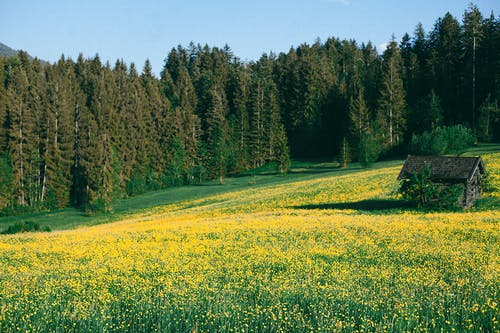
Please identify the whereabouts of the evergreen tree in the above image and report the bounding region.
[205,85,229,183]
[249,77,265,168]
[418,89,443,132]
[125,63,150,187]
[349,86,370,147]
[77,55,117,211]
[479,13,500,111]
[413,23,430,86]
[477,96,499,142]
[376,36,407,148]
[0,152,13,211]
[42,58,76,208]
[142,59,171,186]
[358,128,383,168]
[0,57,7,152]
[173,68,201,181]
[274,123,290,173]
[263,82,282,162]
[361,41,382,113]
[462,4,484,130]
[227,66,251,173]
[6,59,33,206]
[339,137,350,168]
[429,13,462,123]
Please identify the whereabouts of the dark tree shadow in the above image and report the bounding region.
[294,199,416,212]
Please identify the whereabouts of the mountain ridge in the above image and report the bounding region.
[0,42,19,58]
[0,41,46,63]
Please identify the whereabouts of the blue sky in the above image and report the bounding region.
[1,0,498,75]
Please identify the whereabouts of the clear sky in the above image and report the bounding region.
[1,0,498,76]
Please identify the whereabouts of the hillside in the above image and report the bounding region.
[0,151,498,332]
[0,41,47,63]
[1,5,498,218]
[0,42,18,58]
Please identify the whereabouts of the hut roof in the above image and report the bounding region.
[397,155,485,182]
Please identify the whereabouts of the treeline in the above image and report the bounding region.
[0,5,498,214]
[0,50,290,213]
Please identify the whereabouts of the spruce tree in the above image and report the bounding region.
[173,68,200,181]
[376,36,407,148]
[0,57,7,152]
[6,61,33,206]
[349,87,370,146]
[142,59,171,185]
[227,67,251,172]
[0,152,13,211]
[462,4,484,130]
[339,137,350,168]
[274,124,290,173]
[249,77,265,168]
[205,85,229,183]
[429,13,462,123]
[42,58,76,208]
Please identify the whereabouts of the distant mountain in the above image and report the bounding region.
[0,42,47,64]
[0,42,19,58]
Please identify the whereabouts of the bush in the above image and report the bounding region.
[126,172,147,196]
[398,165,464,209]
[358,131,382,168]
[411,125,475,155]
[1,221,51,235]
[86,197,112,215]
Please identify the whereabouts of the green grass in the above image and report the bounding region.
[0,159,401,231]
[1,143,498,232]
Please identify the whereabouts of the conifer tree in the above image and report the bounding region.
[418,89,443,132]
[205,85,229,183]
[227,67,250,172]
[6,60,33,206]
[142,59,171,185]
[376,37,407,148]
[0,57,7,152]
[77,55,117,211]
[0,152,13,211]
[274,123,290,173]
[249,77,265,168]
[349,87,370,146]
[339,137,350,168]
[173,68,201,181]
[429,13,462,123]
[126,63,150,186]
[42,58,76,208]
[264,82,282,161]
[462,4,484,130]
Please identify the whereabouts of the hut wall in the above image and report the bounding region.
[465,171,482,208]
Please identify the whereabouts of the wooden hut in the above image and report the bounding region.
[397,155,485,208]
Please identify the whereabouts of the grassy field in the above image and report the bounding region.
[0,159,400,231]
[0,151,498,332]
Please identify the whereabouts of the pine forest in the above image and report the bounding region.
[0,5,498,214]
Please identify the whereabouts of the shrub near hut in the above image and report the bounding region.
[398,165,464,209]
[397,156,486,209]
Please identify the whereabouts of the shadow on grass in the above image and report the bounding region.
[294,199,416,212]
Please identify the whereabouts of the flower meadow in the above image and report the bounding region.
[0,155,498,332]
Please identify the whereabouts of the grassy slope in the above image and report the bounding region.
[0,151,500,332]
[2,144,498,231]
[3,142,498,231]
[0,148,498,332]
[0,159,402,230]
